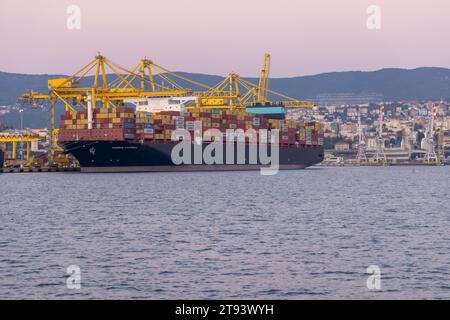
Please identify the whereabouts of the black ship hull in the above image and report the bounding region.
[60,141,324,173]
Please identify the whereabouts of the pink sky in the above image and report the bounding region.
[1,0,450,77]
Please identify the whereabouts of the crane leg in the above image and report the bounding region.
[26,142,31,161]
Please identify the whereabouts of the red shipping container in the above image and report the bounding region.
[164,124,176,130]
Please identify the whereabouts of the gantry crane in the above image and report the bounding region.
[18,54,196,159]
[356,112,368,165]
[190,53,315,110]
[0,134,40,162]
[424,104,438,163]
[188,72,316,109]
[195,53,316,109]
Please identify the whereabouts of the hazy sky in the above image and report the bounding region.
[1,0,450,77]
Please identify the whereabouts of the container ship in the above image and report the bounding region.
[58,104,324,173]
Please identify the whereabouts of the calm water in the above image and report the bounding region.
[0,167,449,299]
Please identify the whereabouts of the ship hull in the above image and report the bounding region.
[60,140,324,173]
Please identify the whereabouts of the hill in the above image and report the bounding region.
[1,67,450,128]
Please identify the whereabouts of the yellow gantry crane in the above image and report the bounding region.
[190,53,316,109]
[0,134,40,161]
[189,72,316,110]
[18,53,315,160]
[18,54,195,159]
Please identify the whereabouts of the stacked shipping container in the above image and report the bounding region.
[58,108,324,146]
[59,108,135,141]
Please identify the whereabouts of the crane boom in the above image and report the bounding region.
[257,53,271,104]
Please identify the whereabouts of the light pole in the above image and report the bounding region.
[19,108,24,162]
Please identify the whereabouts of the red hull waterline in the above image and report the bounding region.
[80,164,307,173]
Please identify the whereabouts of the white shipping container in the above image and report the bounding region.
[185,121,195,131]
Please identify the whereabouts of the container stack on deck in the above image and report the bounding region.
[59,108,136,141]
[58,108,324,146]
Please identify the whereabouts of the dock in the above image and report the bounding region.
[2,167,79,173]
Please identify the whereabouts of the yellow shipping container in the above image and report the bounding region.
[96,113,108,119]
[119,113,134,119]
[138,118,152,124]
